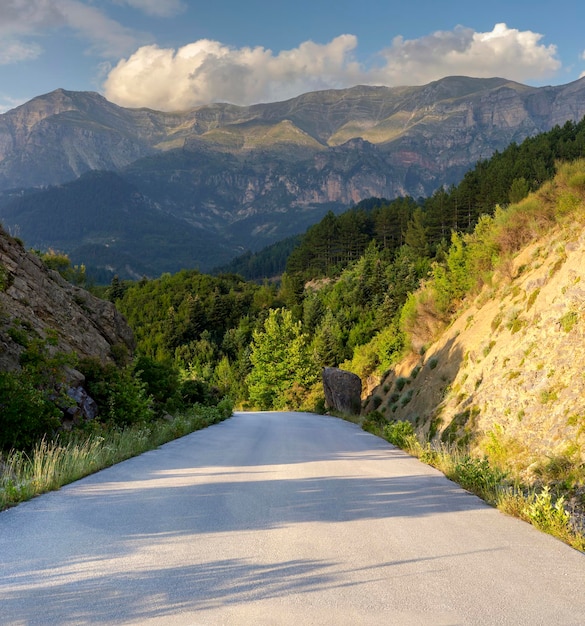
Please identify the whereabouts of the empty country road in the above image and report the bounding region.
[1,411,584,625]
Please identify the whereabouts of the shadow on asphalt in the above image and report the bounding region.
[0,549,499,625]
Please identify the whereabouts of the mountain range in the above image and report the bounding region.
[1,75,585,278]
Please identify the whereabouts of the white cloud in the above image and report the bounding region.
[103,35,361,110]
[103,23,562,111]
[58,0,140,57]
[371,23,560,85]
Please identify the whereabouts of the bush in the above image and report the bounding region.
[362,410,386,434]
[133,356,181,413]
[522,487,570,535]
[78,358,154,428]
[0,339,75,451]
[180,378,220,406]
[452,456,508,500]
[395,377,408,391]
[0,370,62,450]
[383,420,416,448]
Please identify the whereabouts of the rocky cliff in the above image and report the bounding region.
[365,204,585,473]
[0,226,134,374]
[2,76,585,276]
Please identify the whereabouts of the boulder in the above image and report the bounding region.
[65,386,99,423]
[322,367,362,415]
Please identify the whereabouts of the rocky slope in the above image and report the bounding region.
[2,76,585,277]
[0,226,134,374]
[366,210,585,473]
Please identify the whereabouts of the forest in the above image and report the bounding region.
[110,117,585,412]
[3,116,585,443]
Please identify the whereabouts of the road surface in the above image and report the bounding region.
[1,411,584,625]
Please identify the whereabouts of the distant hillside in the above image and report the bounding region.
[0,170,236,278]
[2,76,585,278]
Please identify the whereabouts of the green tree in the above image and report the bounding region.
[247,308,317,410]
[509,177,530,204]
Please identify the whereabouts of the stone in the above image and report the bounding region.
[322,367,362,415]
[64,386,99,423]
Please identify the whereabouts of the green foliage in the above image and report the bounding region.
[247,308,317,410]
[0,370,62,451]
[522,487,571,536]
[0,339,75,451]
[452,456,508,499]
[559,310,579,333]
[214,235,302,280]
[78,358,154,428]
[133,356,182,414]
[39,249,87,286]
[383,420,416,448]
[432,232,475,314]
[508,177,530,204]
[0,263,9,291]
[395,377,408,391]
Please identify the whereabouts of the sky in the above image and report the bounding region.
[1,0,584,114]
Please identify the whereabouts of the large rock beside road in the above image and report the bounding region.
[323,367,362,415]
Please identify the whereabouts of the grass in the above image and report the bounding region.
[0,400,232,511]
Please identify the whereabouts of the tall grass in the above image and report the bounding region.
[0,399,232,511]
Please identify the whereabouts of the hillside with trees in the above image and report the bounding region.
[3,115,585,547]
[109,118,585,414]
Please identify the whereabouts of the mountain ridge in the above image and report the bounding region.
[2,76,585,278]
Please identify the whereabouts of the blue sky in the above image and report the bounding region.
[1,0,584,113]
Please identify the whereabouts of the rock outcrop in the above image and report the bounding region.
[323,367,362,415]
[0,226,134,374]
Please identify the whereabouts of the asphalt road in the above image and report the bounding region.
[1,411,584,625]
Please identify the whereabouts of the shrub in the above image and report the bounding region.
[400,389,414,407]
[362,410,386,434]
[452,456,508,500]
[395,377,408,391]
[383,420,416,448]
[0,370,62,450]
[522,487,570,535]
[559,310,579,333]
[133,356,181,413]
[78,358,154,428]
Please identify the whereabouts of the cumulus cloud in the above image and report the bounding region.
[103,23,561,111]
[371,23,560,85]
[103,35,362,110]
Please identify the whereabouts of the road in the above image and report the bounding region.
[1,411,584,625]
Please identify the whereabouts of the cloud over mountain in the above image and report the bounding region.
[103,23,561,110]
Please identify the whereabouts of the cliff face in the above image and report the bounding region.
[366,220,585,469]
[2,77,585,196]
[0,226,134,373]
[2,77,585,276]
